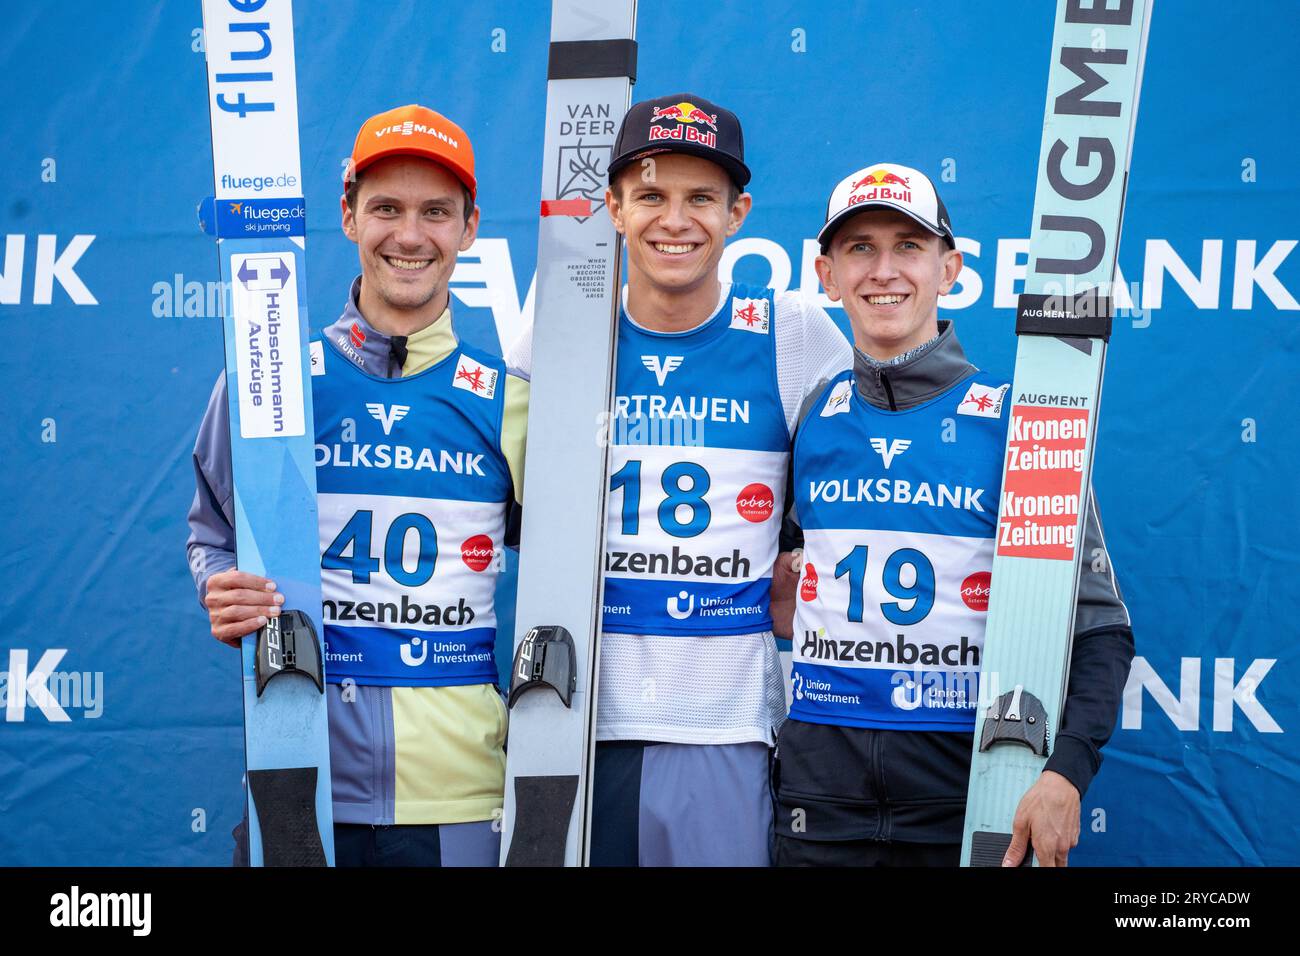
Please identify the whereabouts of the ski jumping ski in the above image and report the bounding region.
[961,0,1153,866]
[499,0,638,866]
[200,0,334,866]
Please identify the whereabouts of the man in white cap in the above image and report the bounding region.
[770,163,1134,866]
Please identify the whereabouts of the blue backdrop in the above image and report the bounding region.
[1,1,1296,866]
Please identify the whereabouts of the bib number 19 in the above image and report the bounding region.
[834,545,935,625]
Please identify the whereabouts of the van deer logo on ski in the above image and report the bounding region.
[366,403,410,435]
[730,298,770,334]
[870,437,911,469]
[453,355,498,399]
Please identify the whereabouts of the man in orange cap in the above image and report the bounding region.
[187,105,530,866]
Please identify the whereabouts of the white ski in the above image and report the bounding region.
[499,0,638,867]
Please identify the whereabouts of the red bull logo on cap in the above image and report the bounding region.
[649,100,719,148]
[849,167,912,206]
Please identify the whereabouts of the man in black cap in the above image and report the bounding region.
[508,93,850,865]
[770,162,1135,866]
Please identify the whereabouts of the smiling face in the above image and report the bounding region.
[340,154,479,334]
[607,152,750,304]
[815,207,962,361]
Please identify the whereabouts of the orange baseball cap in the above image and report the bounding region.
[346,104,477,199]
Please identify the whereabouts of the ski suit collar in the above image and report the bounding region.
[323,277,455,379]
[852,320,977,411]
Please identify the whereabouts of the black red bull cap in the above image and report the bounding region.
[608,92,751,189]
[818,163,955,252]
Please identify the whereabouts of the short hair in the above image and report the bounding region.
[610,163,742,208]
[345,168,473,223]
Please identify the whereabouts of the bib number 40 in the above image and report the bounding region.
[322,510,438,586]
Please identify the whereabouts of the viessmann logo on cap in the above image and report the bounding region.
[373,120,461,151]
[648,100,718,148]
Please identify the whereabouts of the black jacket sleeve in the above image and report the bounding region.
[1045,488,1136,796]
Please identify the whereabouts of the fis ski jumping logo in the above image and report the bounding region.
[642,355,684,386]
[730,298,770,334]
[453,355,499,399]
[870,437,911,469]
[666,590,695,620]
[366,403,410,435]
[821,379,853,417]
[958,382,1009,419]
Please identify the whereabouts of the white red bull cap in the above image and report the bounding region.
[817,163,954,251]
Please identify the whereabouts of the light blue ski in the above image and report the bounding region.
[200,0,333,867]
[962,0,1153,867]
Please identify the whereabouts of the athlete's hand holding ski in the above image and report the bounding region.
[1002,769,1080,867]
[203,570,284,647]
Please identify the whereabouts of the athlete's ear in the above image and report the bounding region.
[459,203,481,252]
[341,194,357,243]
[939,246,963,296]
[814,253,842,303]
[726,191,753,237]
[606,186,626,235]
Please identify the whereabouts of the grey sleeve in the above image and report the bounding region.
[1045,487,1136,796]
[185,374,237,608]
[1073,487,1132,636]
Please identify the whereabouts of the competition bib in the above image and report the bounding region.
[601,284,789,636]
